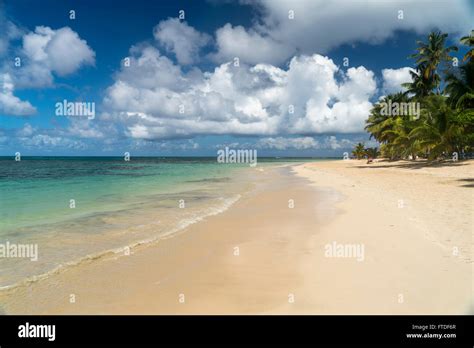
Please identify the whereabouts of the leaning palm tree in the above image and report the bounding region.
[445,61,474,108]
[410,31,458,94]
[365,109,395,143]
[352,143,366,160]
[409,95,463,159]
[450,77,474,152]
[365,93,415,160]
[401,65,435,98]
[380,115,421,160]
[365,92,411,143]
[460,30,474,62]
[444,34,474,152]
[365,147,380,159]
[453,94,474,152]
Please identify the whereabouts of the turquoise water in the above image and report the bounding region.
[1,157,239,231]
[0,156,322,288]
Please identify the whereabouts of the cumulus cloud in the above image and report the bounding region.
[257,137,319,150]
[132,138,200,151]
[16,123,35,136]
[322,135,354,150]
[1,24,96,116]
[21,26,95,78]
[67,118,105,139]
[212,0,473,65]
[0,14,23,57]
[5,26,94,89]
[45,27,95,75]
[211,24,292,65]
[153,18,211,65]
[229,135,357,151]
[382,67,413,94]
[102,45,377,140]
[11,123,88,150]
[20,134,87,149]
[0,74,37,116]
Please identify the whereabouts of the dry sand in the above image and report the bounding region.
[0,160,472,314]
[289,159,473,314]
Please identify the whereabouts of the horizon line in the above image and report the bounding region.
[0,155,340,159]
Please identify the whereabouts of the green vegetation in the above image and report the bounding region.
[364,30,474,161]
[351,142,380,160]
[352,142,366,159]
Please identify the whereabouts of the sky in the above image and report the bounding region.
[0,0,473,156]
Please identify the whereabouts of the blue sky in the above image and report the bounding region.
[0,0,472,156]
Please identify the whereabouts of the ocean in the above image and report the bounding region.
[0,156,318,289]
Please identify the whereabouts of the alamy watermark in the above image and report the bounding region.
[18,322,55,341]
[380,100,420,120]
[0,241,38,261]
[217,147,257,166]
[55,99,95,120]
[324,241,365,262]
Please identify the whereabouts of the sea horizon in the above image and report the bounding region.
[0,155,340,159]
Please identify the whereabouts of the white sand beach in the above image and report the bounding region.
[0,160,472,314]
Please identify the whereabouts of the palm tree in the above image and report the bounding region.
[365,93,411,142]
[446,60,474,151]
[352,143,366,160]
[460,30,474,62]
[445,61,474,108]
[453,95,474,152]
[365,93,414,160]
[380,115,422,160]
[401,65,435,98]
[364,31,473,161]
[408,95,463,159]
[365,147,380,159]
[410,31,458,94]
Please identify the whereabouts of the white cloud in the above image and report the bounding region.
[10,124,88,149]
[382,67,413,94]
[16,123,35,137]
[4,26,95,89]
[22,26,53,61]
[132,138,200,151]
[284,57,377,134]
[154,18,211,65]
[1,25,96,116]
[212,0,473,65]
[20,134,87,149]
[323,135,354,150]
[212,24,292,65]
[232,135,357,151]
[257,137,319,150]
[0,14,23,57]
[0,73,37,116]
[22,26,95,77]
[46,27,96,75]
[102,46,377,140]
[67,118,105,139]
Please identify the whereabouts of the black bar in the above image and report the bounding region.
[0,315,472,346]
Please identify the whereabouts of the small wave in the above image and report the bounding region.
[0,194,241,294]
[185,177,231,183]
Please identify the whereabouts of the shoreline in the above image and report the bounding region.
[0,160,472,314]
[0,190,244,293]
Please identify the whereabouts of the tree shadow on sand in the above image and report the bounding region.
[349,160,473,188]
[352,159,471,170]
[457,178,474,188]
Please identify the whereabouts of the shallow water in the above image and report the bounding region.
[0,157,320,288]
